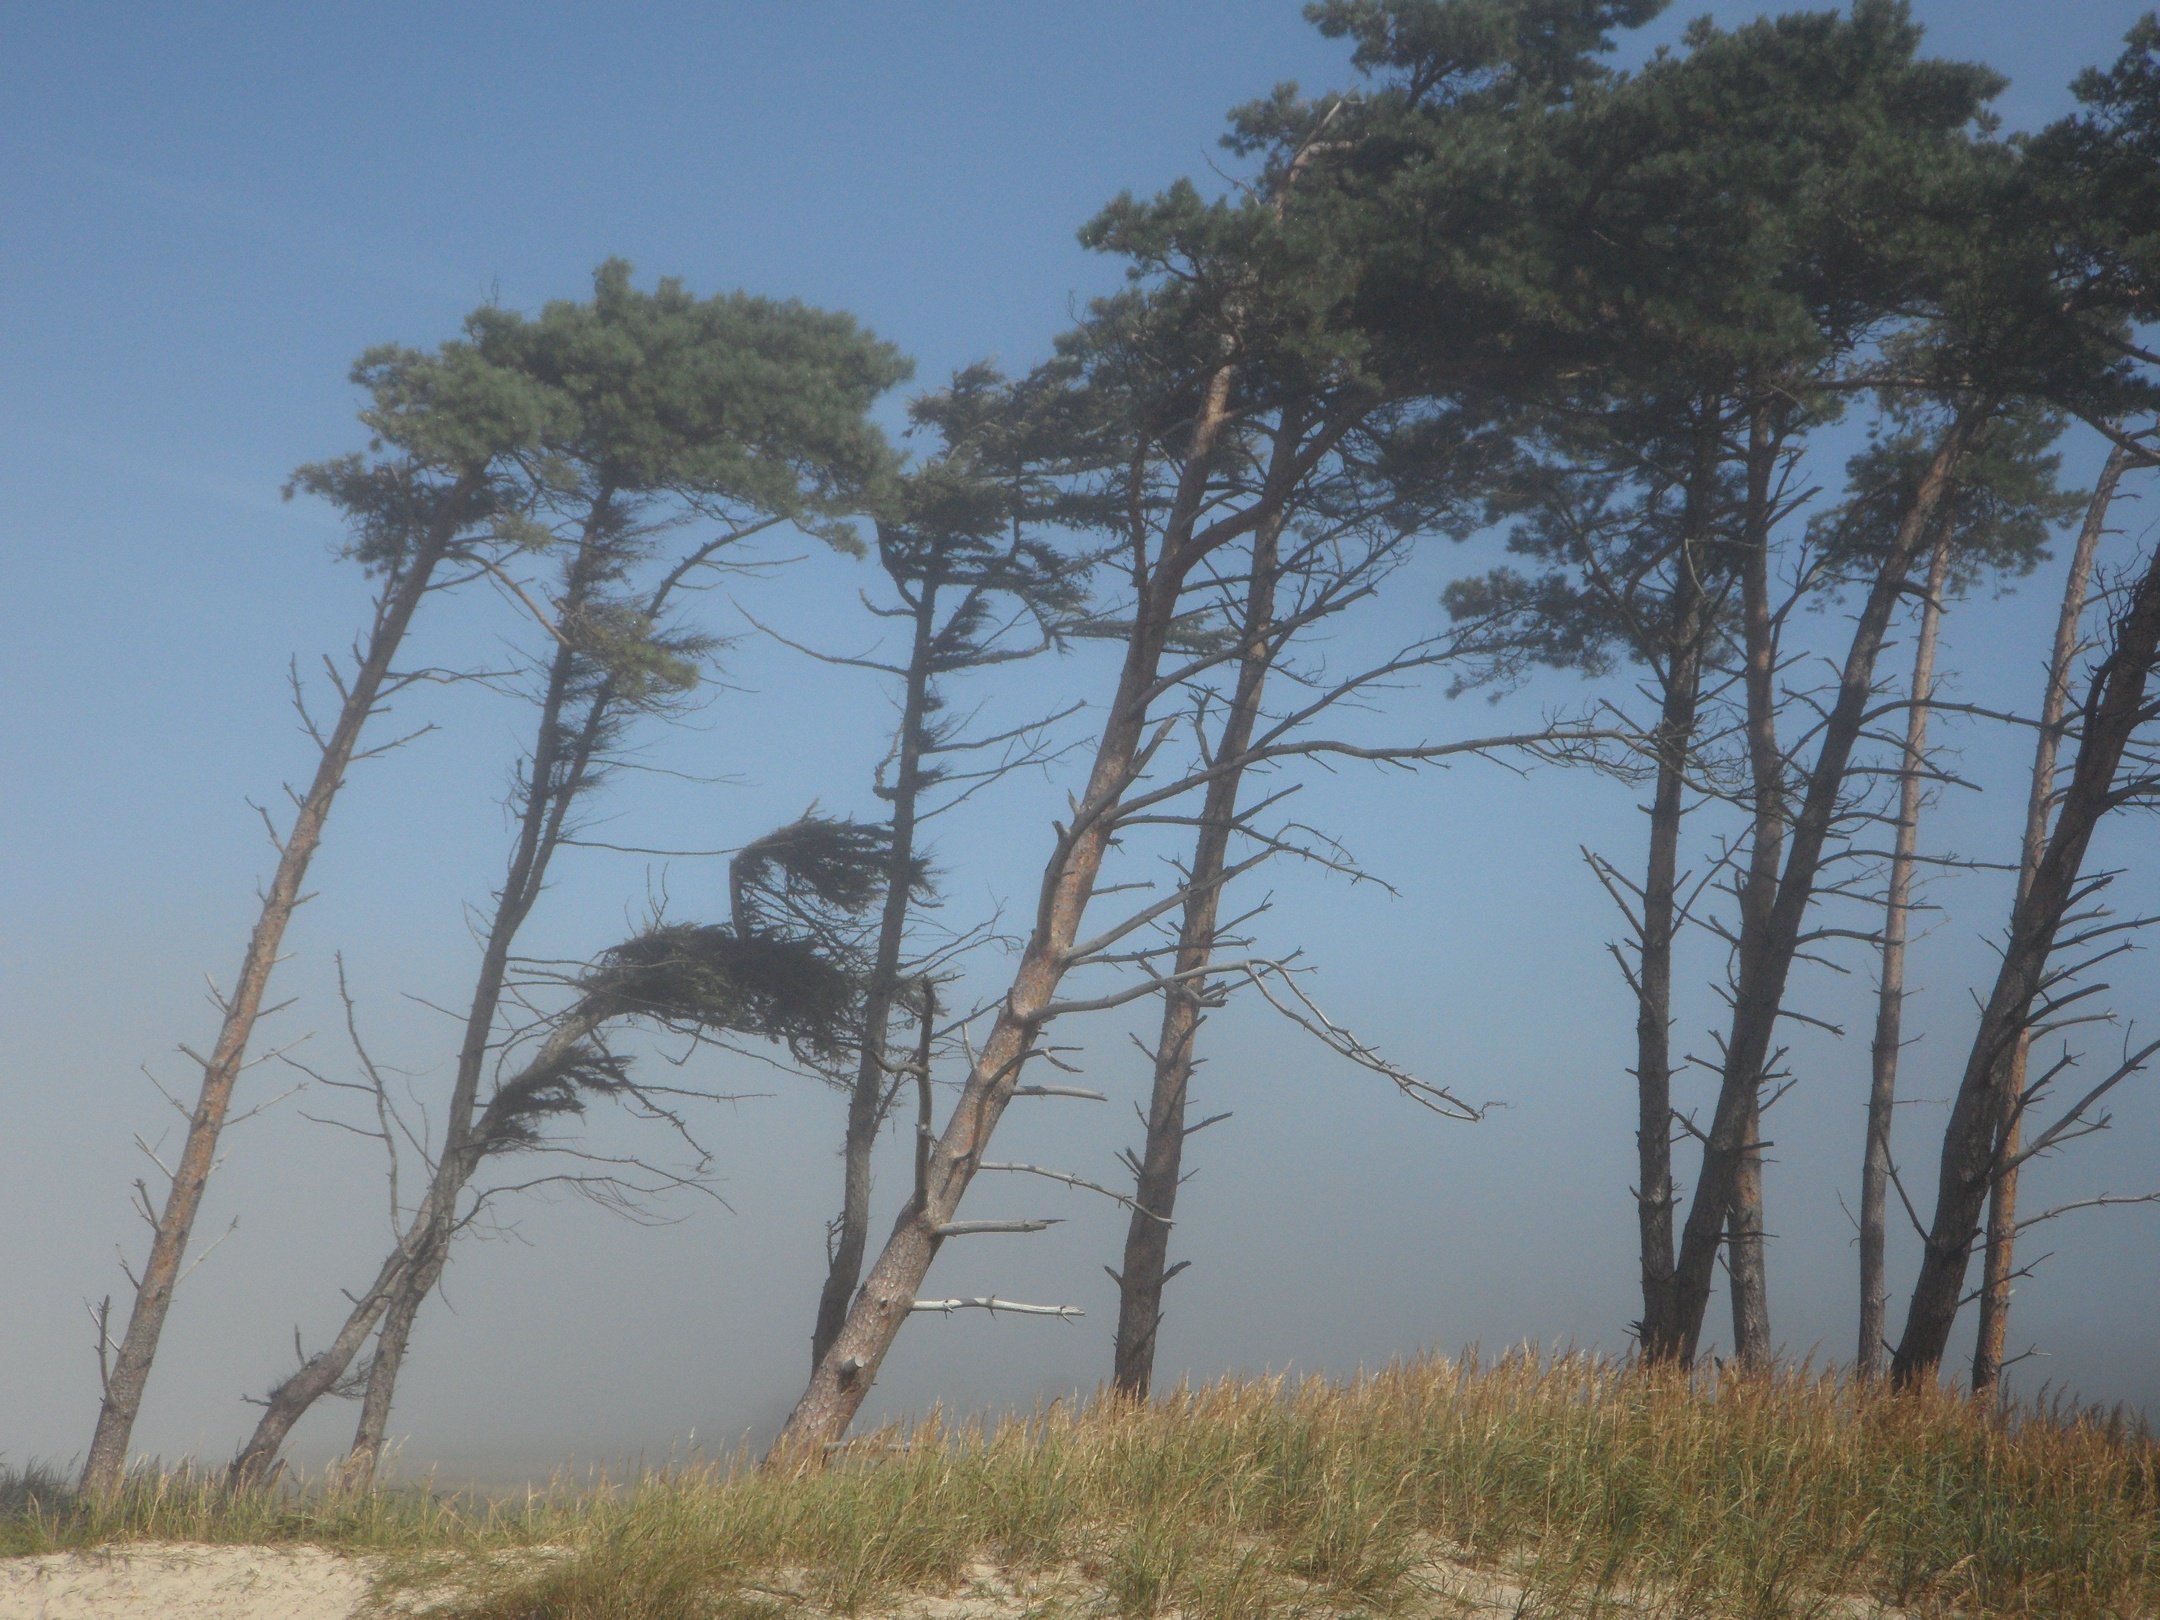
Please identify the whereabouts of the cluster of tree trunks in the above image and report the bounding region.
[78,4,2160,1492]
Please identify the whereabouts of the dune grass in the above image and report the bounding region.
[7,1351,2156,1617]
[0,1453,563,1560]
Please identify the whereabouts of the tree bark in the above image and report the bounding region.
[346,1223,442,1482]
[1725,1113,1771,1366]
[1972,448,2135,1391]
[81,480,477,1498]
[226,1010,598,1484]
[338,521,614,1486]
[1629,416,1720,1356]
[1970,448,2127,1395]
[1725,410,1784,1370]
[228,500,618,1489]
[1894,494,2160,1382]
[1111,504,1283,1398]
[1648,405,1985,1367]
[811,585,937,1370]
[1858,523,1955,1378]
[767,369,1316,1459]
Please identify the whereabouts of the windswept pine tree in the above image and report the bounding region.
[1555,5,2119,1368]
[1893,15,2160,1385]
[769,363,1100,1373]
[1324,0,1988,1364]
[1803,414,2077,1377]
[80,326,576,1499]
[771,0,1663,1458]
[228,263,910,1485]
[1969,446,2144,1392]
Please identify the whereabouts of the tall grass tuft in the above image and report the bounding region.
[0,1455,566,1560]
[8,1351,2156,1617]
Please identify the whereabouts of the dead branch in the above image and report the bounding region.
[908,1297,1084,1319]
[978,1161,1172,1224]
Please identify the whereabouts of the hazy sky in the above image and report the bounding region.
[4,2,2158,1486]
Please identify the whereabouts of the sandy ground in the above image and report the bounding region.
[0,1544,1546,1619]
[0,1544,386,1620]
[0,1542,1917,1618]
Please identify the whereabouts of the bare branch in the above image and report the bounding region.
[2002,1037,2160,1176]
[2014,1189,2160,1233]
[978,1161,1171,1224]
[909,1296,1084,1319]
[1239,960,1484,1121]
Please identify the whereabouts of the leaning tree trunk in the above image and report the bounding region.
[340,594,607,1486]
[1857,522,1955,1379]
[231,510,615,1488]
[81,484,477,1498]
[1894,503,2160,1384]
[1650,406,1985,1367]
[1111,506,1283,1398]
[810,586,937,1370]
[227,1010,598,1484]
[230,1246,412,1484]
[346,1220,446,1483]
[767,370,1305,1458]
[1970,446,2131,1394]
[1726,413,1784,1370]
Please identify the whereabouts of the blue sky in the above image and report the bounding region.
[4,2,2158,1482]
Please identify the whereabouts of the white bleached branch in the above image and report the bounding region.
[909,1296,1084,1319]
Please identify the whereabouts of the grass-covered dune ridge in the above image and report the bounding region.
[7,1350,2157,1617]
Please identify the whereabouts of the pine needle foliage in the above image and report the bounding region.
[577,924,859,1068]
[470,1044,634,1154]
[728,816,924,951]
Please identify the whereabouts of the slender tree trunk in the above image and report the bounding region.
[911,983,937,1204]
[1585,408,1732,1363]
[1726,412,1783,1370]
[347,1224,443,1482]
[1895,498,2160,1383]
[230,504,617,1489]
[1725,1113,1771,1365]
[229,1248,410,1484]
[1631,666,1699,1352]
[811,588,937,1370]
[1111,508,1284,1397]
[1970,450,2128,1395]
[81,486,476,1497]
[1970,1107,2025,1387]
[340,536,610,1485]
[1858,524,1955,1378]
[769,372,1313,1459]
[1650,405,1985,1367]
[1630,428,1718,1355]
[1973,448,2135,1392]
[226,1008,598,1484]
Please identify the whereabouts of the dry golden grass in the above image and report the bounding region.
[8,1350,2156,1617]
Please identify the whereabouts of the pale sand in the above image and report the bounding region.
[0,1542,1912,1617]
[0,1544,385,1620]
[0,1544,1535,1618]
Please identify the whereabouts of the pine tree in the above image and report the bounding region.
[229,263,909,1486]
[81,326,573,1498]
